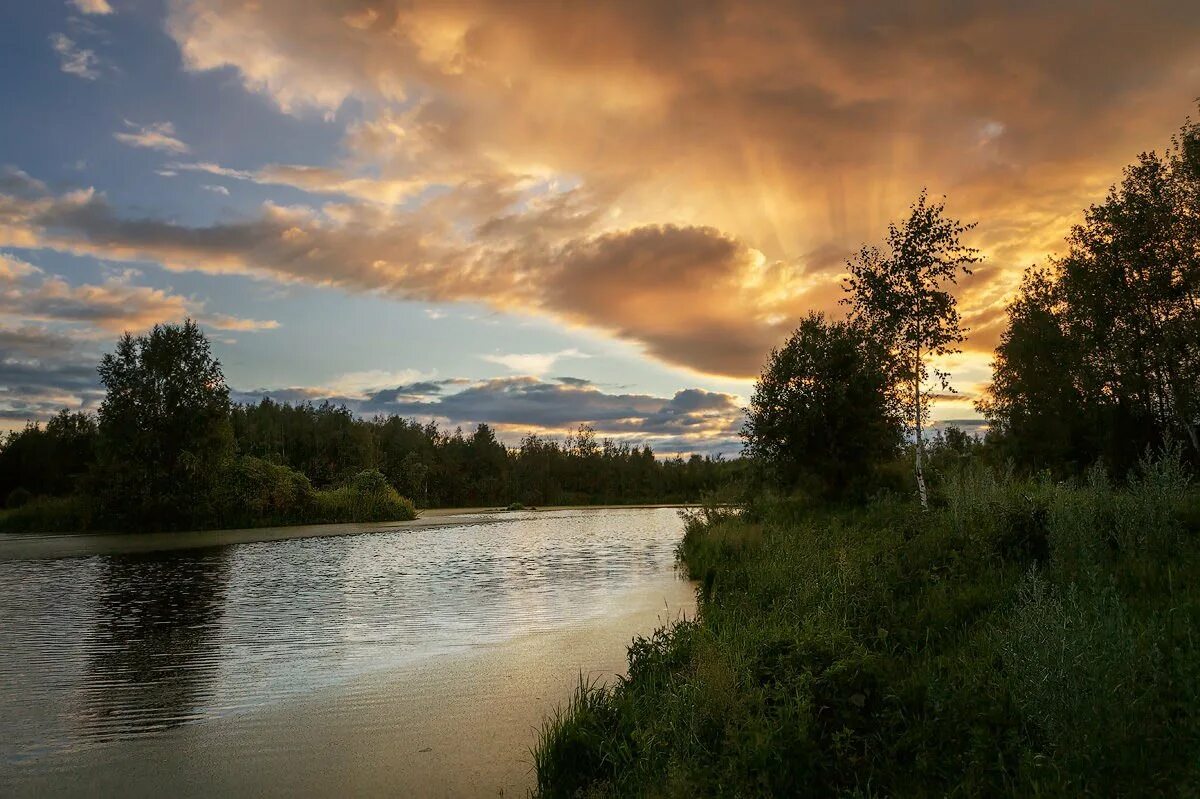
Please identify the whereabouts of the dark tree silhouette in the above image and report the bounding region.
[843,190,980,508]
[96,319,233,528]
[742,312,902,497]
[982,111,1200,471]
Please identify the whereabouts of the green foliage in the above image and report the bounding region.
[982,110,1200,473]
[232,402,742,508]
[95,320,234,530]
[0,410,96,499]
[533,455,1200,796]
[742,312,902,498]
[212,455,316,528]
[0,494,94,533]
[844,189,981,506]
[310,472,416,523]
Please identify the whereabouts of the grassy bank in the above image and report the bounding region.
[534,457,1200,796]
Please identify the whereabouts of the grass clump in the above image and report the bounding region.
[533,454,1200,796]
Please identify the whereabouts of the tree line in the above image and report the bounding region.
[8,107,1200,528]
[745,108,1200,499]
[0,323,740,531]
[228,398,737,507]
[981,115,1200,474]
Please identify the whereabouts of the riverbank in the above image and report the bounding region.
[533,466,1200,796]
[0,504,695,561]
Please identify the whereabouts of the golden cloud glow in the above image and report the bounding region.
[13,2,1200,411]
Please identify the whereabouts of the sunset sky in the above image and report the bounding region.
[2,1,1198,454]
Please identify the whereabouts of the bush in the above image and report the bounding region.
[214,455,315,527]
[310,470,417,523]
[5,486,31,509]
[0,495,94,533]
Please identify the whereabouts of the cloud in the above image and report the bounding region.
[0,324,79,360]
[113,121,190,154]
[0,254,189,331]
[0,323,104,427]
[49,33,101,80]
[0,177,809,378]
[167,161,254,180]
[0,254,278,427]
[0,253,276,334]
[202,184,230,195]
[10,0,1200,413]
[153,0,1200,367]
[323,368,431,395]
[69,0,114,14]
[203,313,279,332]
[481,348,587,375]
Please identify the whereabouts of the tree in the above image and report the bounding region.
[977,268,1092,472]
[96,320,233,528]
[843,190,980,508]
[0,410,96,498]
[981,110,1200,472]
[742,313,902,497]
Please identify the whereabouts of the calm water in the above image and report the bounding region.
[0,507,691,788]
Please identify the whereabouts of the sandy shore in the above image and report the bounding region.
[4,576,697,798]
[0,504,693,561]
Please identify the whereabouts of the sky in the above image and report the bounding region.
[1,0,1198,455]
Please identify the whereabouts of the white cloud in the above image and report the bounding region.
[113,121,190,154]
[203,313,278,331]
[69,0,115,14]
[482,348,589,376]
[49,33,100,80]
[167,161,254,179]
[323,368,431,396]
[202,184,230,195]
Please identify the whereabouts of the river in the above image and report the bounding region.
[0,507,695,797]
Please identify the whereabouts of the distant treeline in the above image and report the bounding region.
[230,400,739,507]
[0,326,740,532]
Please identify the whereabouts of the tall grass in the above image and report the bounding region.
[533,452,1200,796]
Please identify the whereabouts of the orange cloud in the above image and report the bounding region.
[13,2,1200,392]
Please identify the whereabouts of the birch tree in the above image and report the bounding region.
[843,190,980,509]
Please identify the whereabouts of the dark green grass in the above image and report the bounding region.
[534,456,1200,797]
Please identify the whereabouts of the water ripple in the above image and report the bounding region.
[0,508,687,766]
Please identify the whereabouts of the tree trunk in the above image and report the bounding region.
[914,373,929,510]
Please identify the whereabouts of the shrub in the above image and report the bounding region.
[0,494,94,533]
[311,470,417,523]
[214,455,315,527]
[5,486,31,509]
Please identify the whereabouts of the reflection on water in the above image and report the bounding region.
[80,552,230,739]
[0,508,687,767]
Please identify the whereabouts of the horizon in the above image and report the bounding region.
[2,1,1197,455]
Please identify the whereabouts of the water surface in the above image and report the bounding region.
[0,507,694,796]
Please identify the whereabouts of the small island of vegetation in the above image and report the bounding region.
[533,109,1200,796]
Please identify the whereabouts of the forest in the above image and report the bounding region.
[533,108,1200,796]
[0,331,739,532]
